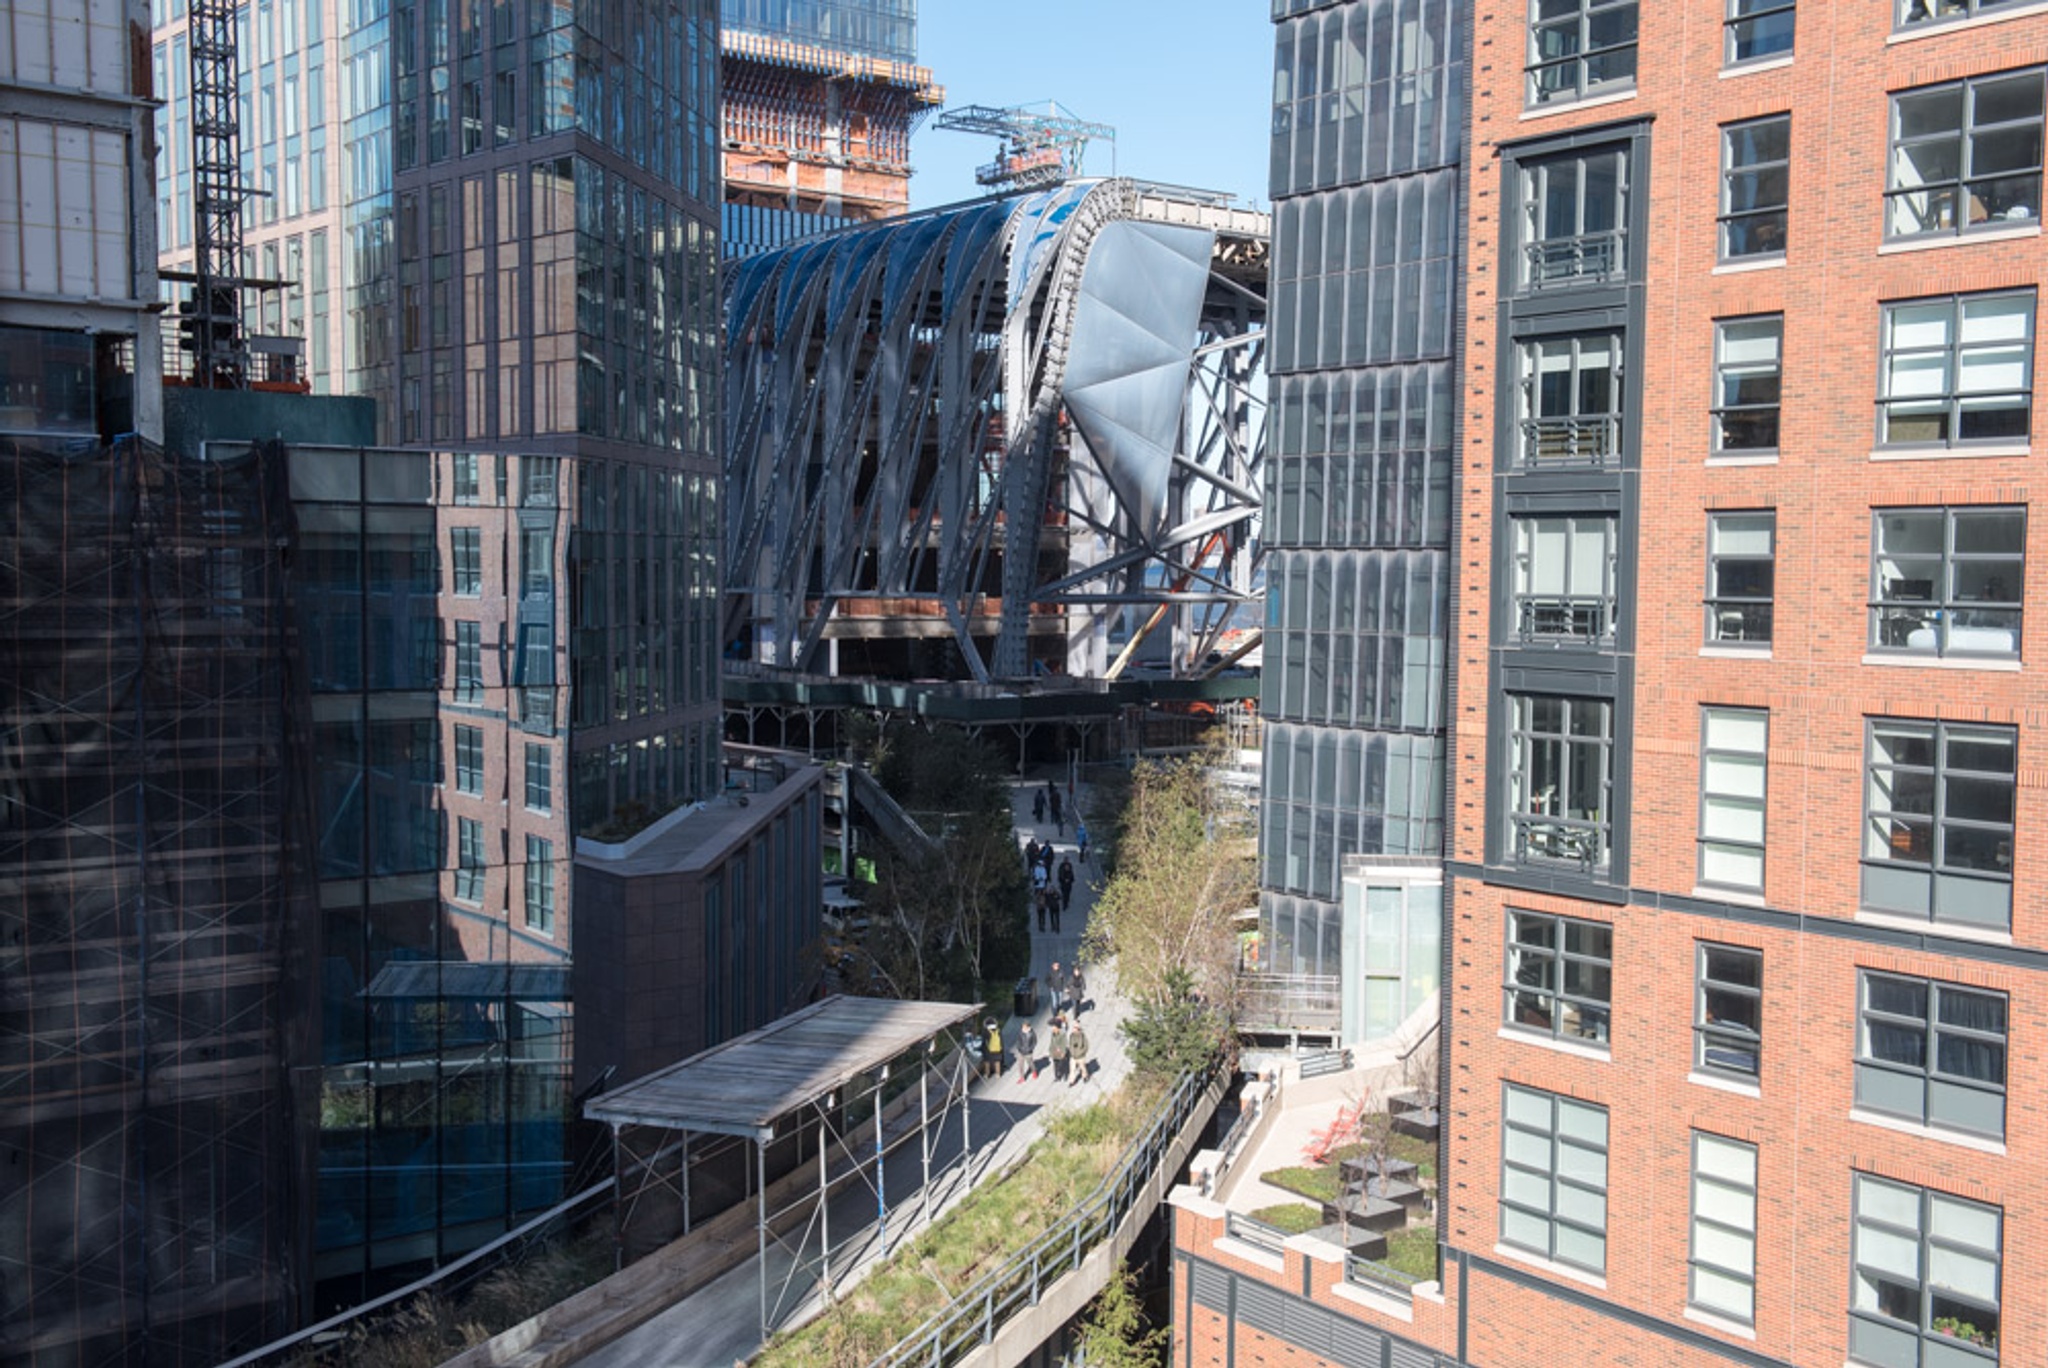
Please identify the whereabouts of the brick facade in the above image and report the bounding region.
[1183,1,2048,1365]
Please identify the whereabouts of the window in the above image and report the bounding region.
[525,834,555,933]
[454,723,483,795]
[1527,0,1638,107]
[1510,514,1618,643]
[1726,0,1793,65]
[1713,317,1782,452]
[1878,291,2035,447]
[1705,512,1775,645]
[1857,971,2007,1139]
[1721,116,1790,260]
[1504,909,1612,1045]
[1500,1084,1608,1272]
[1870,507,2024,659]
[1507,694,1613,872]
[1888,71,2043,237]
[1696,943,1762,1078]
[450,525,481,595]
[1900,0,2032,32]
[521,526,555,597]
[525,741,552,811]
[453,450,479,503]
[1850,1174,2001,1367]
[455,816,484,902]
[1690,1134,1758,1323]
[454,620,483,702]
[1863,720,2015,928]
[1519,333,1623,466]
[1700,708,1768,892]
[1520,145,1630,288]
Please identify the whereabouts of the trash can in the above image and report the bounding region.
[1014,976,1038,1017]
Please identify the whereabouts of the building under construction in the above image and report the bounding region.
[719,0,944,255]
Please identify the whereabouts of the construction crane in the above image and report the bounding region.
[933,101,1115,192]
[180,0,249,387]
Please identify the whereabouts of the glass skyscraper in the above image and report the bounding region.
[1259,0,1465,977]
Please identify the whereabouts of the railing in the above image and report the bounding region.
[1514,595,1615,644]
[1523,231,1624,289]
[873,1061,1224,1367]
[1225,1211,1290,1255]
[1238,973,1342,1032]
[1520,416,1621,468]
[1706,601,1773,644]
[1511,814,1607,873]
[1345,1251,1428,1297]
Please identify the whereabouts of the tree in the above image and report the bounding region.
[1083,751,1255,1015]
[1074,1263,1166,1368]
[859,724,1030,1002]
[1121,967,1229,1080]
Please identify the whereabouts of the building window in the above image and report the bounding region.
[1857,971,2007,1139]
[1900,0,2034,32]
[1726,0,1793,65]
[1500,1084,1608,1273]
[455,816,484,903]
[1507,694,1613,872]
[454,723,483,796]
[1888,70,2043,237]
[1878,291,2035,448]
[1699,708,1768,893]
[1527,0,1639,107]
[525,742,552,812]
[1850,1174,2001,1366]
[1504,908,1612,1045]
[1518,333,1623,467]
[1696,943,1762,1078]
[1713,316,1782,452]
[450,525,482,595]
[1690,1133,1758,1324]
[454,620,483,702]
[1705,512,1775,646]
[1510,514,1618,643]
[453,450,479,504]
[1863,720,2015,929]
[1870,507,2024,659]
[1520,145,1630,289]
[525,834,555,933]
[1720,116,1790,260]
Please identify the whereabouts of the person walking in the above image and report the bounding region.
[1035,890,1048,933]
[1037,841,1054,879]
[1024,837,1040,872]
[1057,856,1075,914]
[1031,860,1048,902]
[1032,789,1045,824]
[981,1017,1004,1081]
[1048,960,1062,999]
[1067,962,1087,1020]
[1047,1016,1070,1082]
[1016,1018,1038,1081]
[1066,1019,1090,1088]
[1074,820,1089,864]
[1049,786,1064,835]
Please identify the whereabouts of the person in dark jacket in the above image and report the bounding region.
[1066,1020,1090,1087]
[1024,837,1040,872]
[1057,857,1075,913]
[1067,963,1087,1019]
[1047,1017,1070,1081]
[1032,789,1045,824]
[1016,1019,1038,1080]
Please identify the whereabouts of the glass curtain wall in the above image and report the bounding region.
[1263,0,1465,974]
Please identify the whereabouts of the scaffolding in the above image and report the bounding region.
[0,435,316,1365]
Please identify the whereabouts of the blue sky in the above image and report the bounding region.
[906,1,1274,212]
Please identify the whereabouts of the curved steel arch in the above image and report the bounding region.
[724,179,1267,684]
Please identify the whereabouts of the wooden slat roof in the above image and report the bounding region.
[584,995,983,1140]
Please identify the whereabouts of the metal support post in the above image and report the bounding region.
[819,1111,832,1302]
[757,1139,769,1340]
[921,1047,933,1227]
[875,1069,888,1255]
[610,1124,624,1272]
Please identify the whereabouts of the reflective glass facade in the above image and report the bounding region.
[721,0,914,63]
[1262,0,1466,975]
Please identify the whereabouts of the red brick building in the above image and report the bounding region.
[1179,1,2048,1366]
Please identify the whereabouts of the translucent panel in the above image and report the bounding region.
[1706,753,1767,801]
[1858,1174,1925,1232]
[1695,1223,1755,1272]
[1929,1192,2001,1253]
[1701,844,1765,887]
[1695,1136,1758,1190]
[1710,514,1773,557]
[1504,1084,1551,1129]
[1889,302,1954,351]
[1553,1224,1605,1270]
[1556,1138,1607,1189]
[1960,294,2032,343]
[1502,1166,1552,1211]
[1860,1224,1925,1280]
[1693,1266,1755,1320]
[1705,709,1768,753]
[1929,1245,1999,1303]
[1696,1178,1758,1231]
[1501,1206,1551,1253]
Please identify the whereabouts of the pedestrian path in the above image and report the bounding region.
[569,771,1131,1368]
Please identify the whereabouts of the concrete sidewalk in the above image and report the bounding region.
[569,772,1131,1367]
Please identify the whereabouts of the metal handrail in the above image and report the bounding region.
[872,1060,1224,1367]
[1520,416,1621,467]
[1515,594,1615,643]
[1225,1211,1290,1254]
[1344,1252,1426,1294]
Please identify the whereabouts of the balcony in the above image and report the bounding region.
[1520,416,1621,468]
[1707,601,1773,646]
[1522,231,1624,291]
[1514,595,1615,645]
[1510,814,1607,873]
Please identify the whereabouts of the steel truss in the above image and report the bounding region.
[724,178,1268,685]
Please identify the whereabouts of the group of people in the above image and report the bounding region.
[1024,838,1075,932]
[1004,960,1091,1087]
